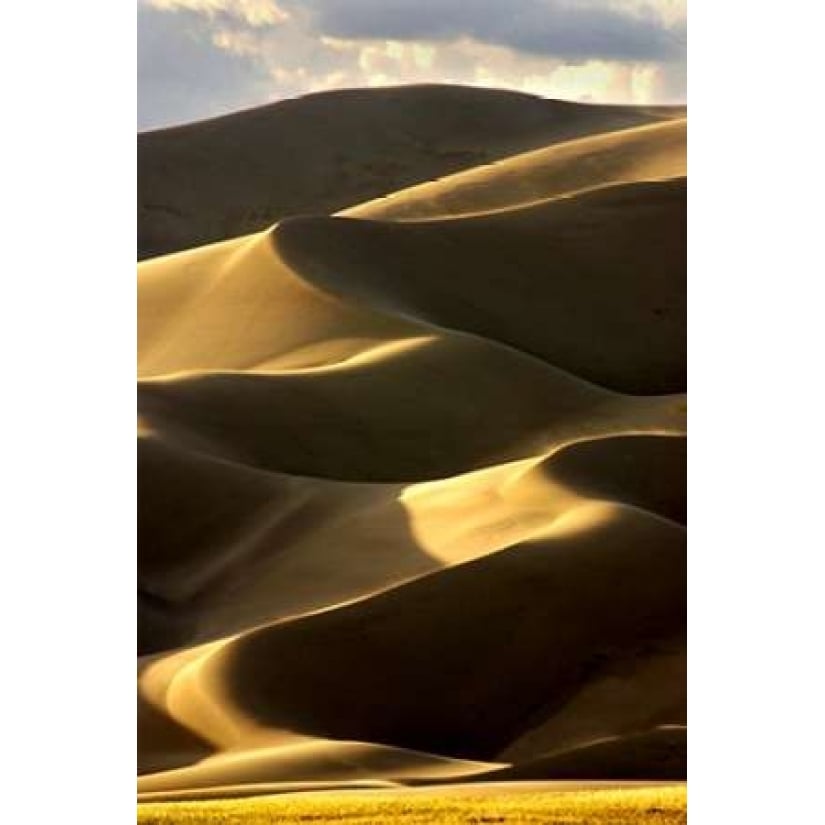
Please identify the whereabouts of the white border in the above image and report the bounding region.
[0,2,135,822]
[690,1,823,821]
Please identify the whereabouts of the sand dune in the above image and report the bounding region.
[537,434,686,525]
[139,738,499,796]
[138,691,213,776]
[138,502,684,791]
[139,431,685,655]
[139,84,684,258]
[140,173,685,397]
[139,214,684,480]
[137,87,686,796]
[206,506,684,759]
[139,339,681,482]
[490,727,686,781]
[344,117,686,221]
[138,230,422,379]
[279,178,686,394]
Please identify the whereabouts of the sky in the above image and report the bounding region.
[138,0,686,131]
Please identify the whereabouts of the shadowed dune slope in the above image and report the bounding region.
[140,85,684,258]
[138,337,620,482]
[138,433,421,652]
[140,178,685,394]
[138,506,685,791]
[486,728,686,781]
[538,435,686,525]
[182,504,685,762]
[138,432,686,655]
[138,179,685,394]
[345,117,686,221]
[138,692,214,777]
[277,178,686,394]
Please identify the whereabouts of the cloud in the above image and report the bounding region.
[138,4,274,129]
[291,0,685,62]
[145,0,290,26]
[138,0,686,129]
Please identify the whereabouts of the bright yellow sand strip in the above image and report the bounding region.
[138,782,686,824]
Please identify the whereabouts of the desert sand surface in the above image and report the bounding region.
[138,85,686,803]
[139,84,684,259]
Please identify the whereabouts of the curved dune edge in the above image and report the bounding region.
[139,495,684,792]
[138,738,502,797]
[138,427,685,654]
[138,353,685,484]
[138,431,686,655]
[139,85,685,259]
[200,505,683,758]
[277,177,686,395]
[138,724,686,799]
[138,228,425,380]
[342,118,686,222]
[138,94,687,796]
[492,727,687,782]
[139,181,686,485]
[140,175,685,394]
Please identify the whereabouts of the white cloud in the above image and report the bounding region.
[211,28,263,55]
[145,0,289,27]
[139,0,686,129]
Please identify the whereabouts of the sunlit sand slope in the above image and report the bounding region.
[137,92,687,795]
[140,179,684,391]
[345,117,686,221]
[138,230,423,379]
[139,84,683,258]
[139,433,685,655]
[209,507,684,760]
[280,179,686,394]
[139,739,499,796]
[138,500,684,792]
[138,342,650,482]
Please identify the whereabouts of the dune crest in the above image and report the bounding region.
[344,117,686,221]
[139,85,684,259]
[138,87,686,799]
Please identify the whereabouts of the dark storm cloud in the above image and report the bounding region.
[293,0,685,62]
[138,4,272,130]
